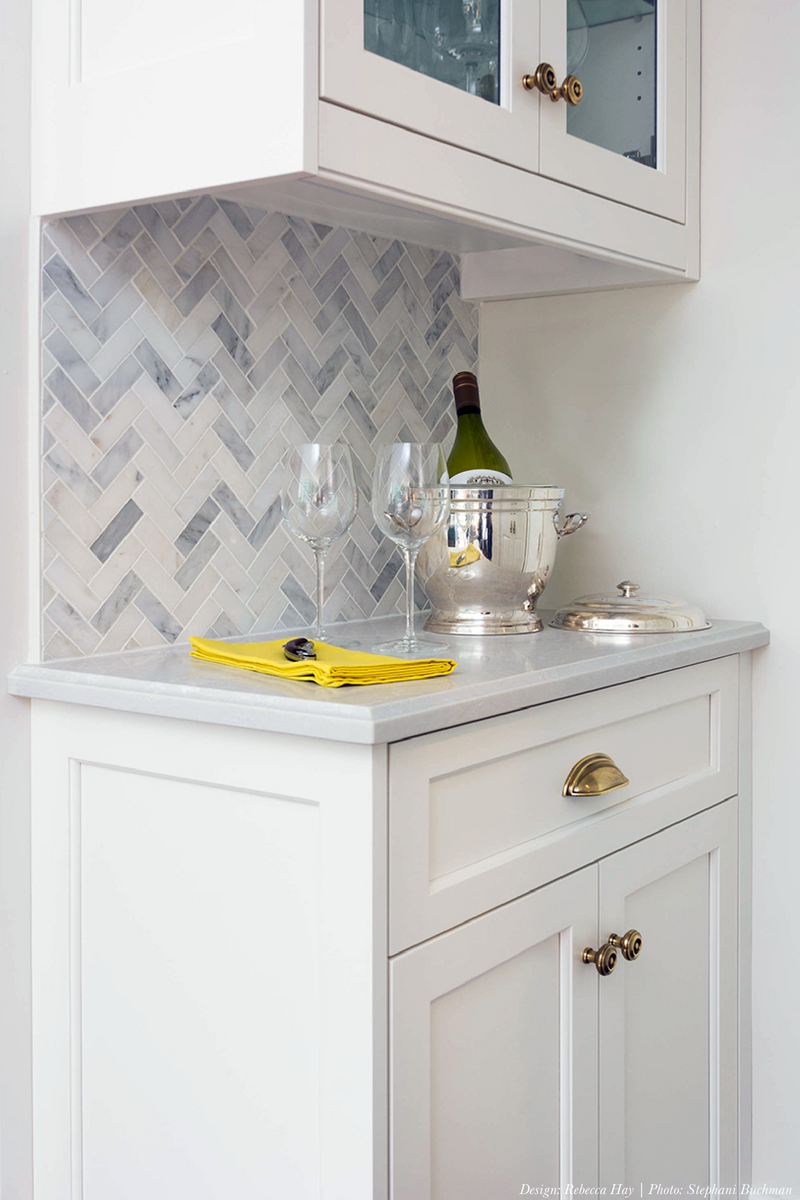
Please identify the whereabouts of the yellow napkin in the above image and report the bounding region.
[189,637,457,687]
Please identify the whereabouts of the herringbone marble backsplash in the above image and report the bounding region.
[40,196,478,659]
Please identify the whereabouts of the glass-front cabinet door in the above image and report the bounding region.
[321,0,687,220]
[538,0,687,219]
[320,0,541,171]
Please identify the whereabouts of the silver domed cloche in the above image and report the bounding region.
[550,580,711,634]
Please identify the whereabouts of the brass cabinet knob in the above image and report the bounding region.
[582,942,618,976]
[522,64,583,105]
[563,753,629,797]
[608,929,643,961]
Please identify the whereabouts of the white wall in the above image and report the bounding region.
[481,0,800,1185]
[0,0,34,1194]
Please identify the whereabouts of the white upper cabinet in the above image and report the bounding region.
[31,0,699,295]
[321,0,542,172]
[323,0,687,221]
[539,0,687,220]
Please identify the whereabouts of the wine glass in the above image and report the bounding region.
[280,444,358,641]
[371,443,451,656]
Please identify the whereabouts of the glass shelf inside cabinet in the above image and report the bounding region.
[567,0,657,168]
[364,0,501,104]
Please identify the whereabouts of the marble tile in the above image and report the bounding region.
[40,201,476,657]
[90,498,143,563]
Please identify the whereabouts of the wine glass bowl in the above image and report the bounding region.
[280,444,358,641]
[371,443,451,656]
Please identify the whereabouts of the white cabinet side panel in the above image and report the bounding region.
[79,765,320,1200]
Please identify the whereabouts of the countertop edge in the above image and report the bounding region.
[8,622,770,745]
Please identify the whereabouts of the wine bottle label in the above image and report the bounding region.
[449,468,513,486]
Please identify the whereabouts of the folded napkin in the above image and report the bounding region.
[189,636,457,687]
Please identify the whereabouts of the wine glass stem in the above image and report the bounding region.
[313,547,326,639]
[403,547,420,644]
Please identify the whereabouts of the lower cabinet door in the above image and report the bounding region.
[390,868,599,1199]
[598,800,738,1188]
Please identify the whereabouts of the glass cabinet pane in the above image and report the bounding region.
[566,0,657,168]
[364,0,501,105]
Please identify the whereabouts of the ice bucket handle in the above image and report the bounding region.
[555,512,590,539]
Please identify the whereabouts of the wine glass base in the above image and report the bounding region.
[371,637,450,658]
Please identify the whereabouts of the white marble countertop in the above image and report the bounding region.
[9,614,768,744]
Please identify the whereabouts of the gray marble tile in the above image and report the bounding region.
[248,496,282,552]
[46,594,100,654]
[213,379,256,441]
[174,530,220,591]
[92,427,144,489]
[423,253,452,293]
[91,569,143,634]
[175,497,220,556]
[174,228,220,283]
[314,284,349,337]
[373,239,405,284]
[133,230,183,300]
[174,261,219,318]
[279,573,315,624]
[211,246,255,306]
[90,247,143,308]
[64,214,101,248]
[370,556,401,603]
[90,211,142,271]
[174,195,218,248]
[213,480,255,537]
[134,204,183,263]
[280,384,318,441]
[44,255,101,324]
[92,355,144,418]
[154,199,182,228]
[314,254,349,305]
[282,228,319,288]
[285,215,320,258]
[343,302,378,358]
[45,446,102,507]
[212,280,253,342]
[218,198,255,241]
[372,265,405,315]
[40,201,480,660]
[135,587,182,642]
[313,345,349,396]
[399,366,428,418]
[90,499,143,563]
[174,361,220,419]
[248,335,287,392]
[46,366,100,434]
[211,312,255,375]
[134,339,181,401]
[212,413,255,471]
[89,282,142,345]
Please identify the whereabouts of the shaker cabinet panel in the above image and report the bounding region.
[390,867,599,1198]
[32,0,315,213]
[598,800,739,1187]
[390,800,739,1197]
[389,656,738,954]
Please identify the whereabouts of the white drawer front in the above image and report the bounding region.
[389,656,738,954]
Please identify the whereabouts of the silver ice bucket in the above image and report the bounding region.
[418,486,589,635]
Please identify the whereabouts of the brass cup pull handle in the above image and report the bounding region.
[563,753,630,798]
[608,929,643,962]
[522,63,583,106]
[582,942,617,976]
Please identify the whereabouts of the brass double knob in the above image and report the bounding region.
[582,929,643,976]
[522,62,583,106]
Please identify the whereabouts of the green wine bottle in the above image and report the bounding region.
[446,371,513,485]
